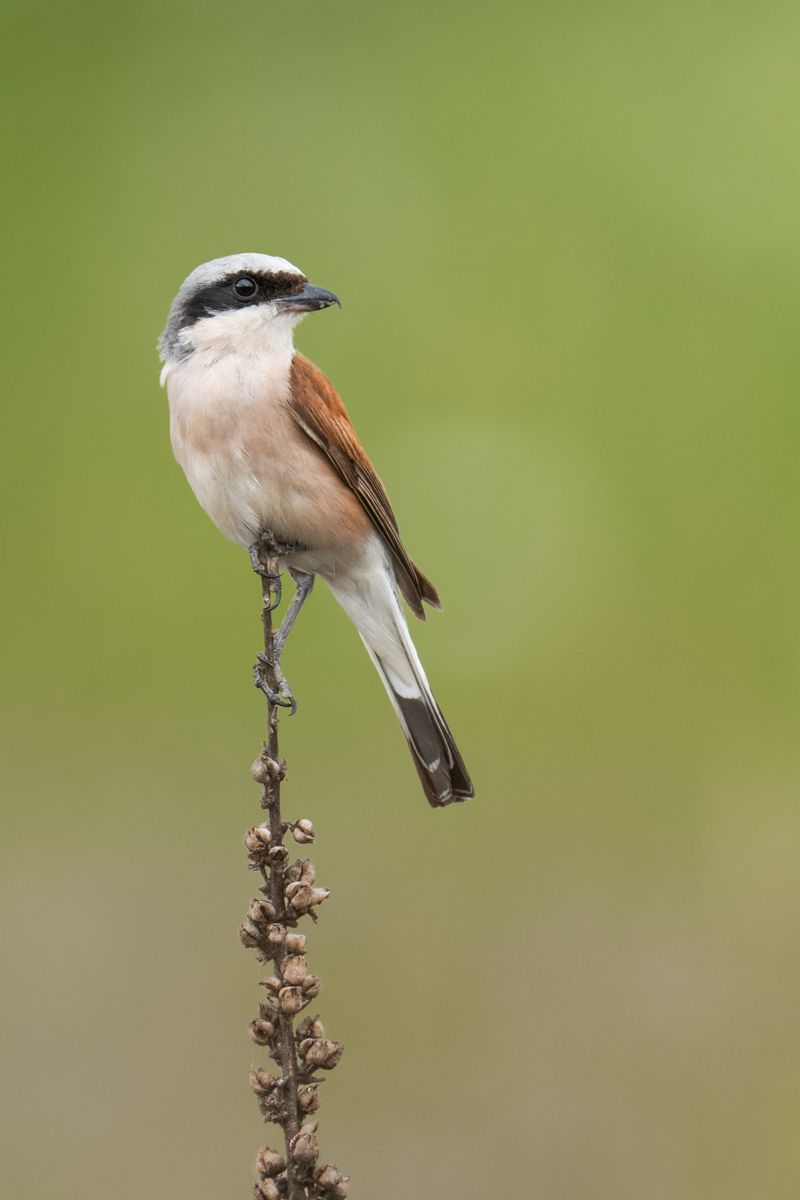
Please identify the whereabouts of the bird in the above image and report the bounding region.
[159,253,473,807]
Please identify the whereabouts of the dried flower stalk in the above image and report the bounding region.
[241,531,348,1200]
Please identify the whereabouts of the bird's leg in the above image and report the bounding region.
[252,571,314,715]
[274,570,315,659]
[248,531,300,611]
[249,536,309,716]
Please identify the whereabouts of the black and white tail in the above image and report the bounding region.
[329,561,474,807]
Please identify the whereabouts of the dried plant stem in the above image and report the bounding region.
[241,532,348,1200]
[260,576,303,1175]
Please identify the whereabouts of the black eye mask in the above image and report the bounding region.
[180,270,307,328]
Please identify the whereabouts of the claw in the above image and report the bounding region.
[253,655,298,715]
[272,679,298,716]
[266,573,282,612]
[249,543,272,578]
[248,551,281,615]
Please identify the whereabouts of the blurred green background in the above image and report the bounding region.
[1,1,798,1196]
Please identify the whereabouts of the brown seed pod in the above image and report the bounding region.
[249,1018,275,1046]
[301,976,321,999]
[290,1123,319,1166]
[279,986,305,1015]
[282,955,309,985]
[249,1069,278,1097]
[291,819,316,845]
[250,757,271,785]
[286,884,330,915]
[250,754,286,784]
[315,1164,341,1189]
[255,1178,281,1200]
[296,1015,325,1041]
[297,1084,320,1114]
[303,1039,343,1070]
[256,1147,286,1178]
[239,920,263,948]
[284,885,311,913]
[248,897,277,924]
[285,932,307,954]
[286,858,316,886]
[244,825,273,854]
[299,858,316,884]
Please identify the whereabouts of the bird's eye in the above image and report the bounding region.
[233,276,258,299]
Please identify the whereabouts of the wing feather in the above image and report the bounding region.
[288,353,441,619]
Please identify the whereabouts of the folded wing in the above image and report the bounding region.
[288,352,441,619]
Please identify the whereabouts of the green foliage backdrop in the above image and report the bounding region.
[1,1,798,1196]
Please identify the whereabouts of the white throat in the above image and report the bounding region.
[189,304,300,357]
[160,307,302,389]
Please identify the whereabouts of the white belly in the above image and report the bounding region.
[165,346,293,545]
[177,442,265,545]
[163,343,369,567]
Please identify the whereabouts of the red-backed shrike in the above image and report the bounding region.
[159,253,473,807]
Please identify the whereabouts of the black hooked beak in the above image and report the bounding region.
[276,282,341,314]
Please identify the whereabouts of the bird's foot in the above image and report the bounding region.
[248,549,281,612]
[249,542,274,579]
[249,533,303,611]
[253,653,298,715]
[249,531,300,569]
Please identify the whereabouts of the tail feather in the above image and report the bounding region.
[328,558,474,807]
[381,674,474,807]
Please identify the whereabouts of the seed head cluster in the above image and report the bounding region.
[242,747,347,1200]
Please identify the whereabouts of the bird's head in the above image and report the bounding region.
[158,253,340,363]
